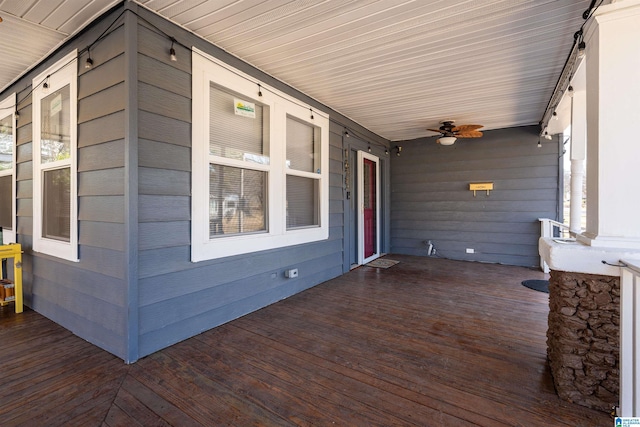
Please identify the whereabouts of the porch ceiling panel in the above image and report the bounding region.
[0,0,590,141]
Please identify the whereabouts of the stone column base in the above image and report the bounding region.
[547,270,619,412]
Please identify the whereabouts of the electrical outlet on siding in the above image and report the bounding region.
[466,248,475,254]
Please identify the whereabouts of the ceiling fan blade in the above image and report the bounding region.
[452,124,483,132]
[456,131,483,138]
[427,128,443,133]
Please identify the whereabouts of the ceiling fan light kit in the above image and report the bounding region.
[428,120,483,145]
[438,136,457,145]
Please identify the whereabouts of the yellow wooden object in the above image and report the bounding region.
[469,182,494,197]
[0,243,23,313]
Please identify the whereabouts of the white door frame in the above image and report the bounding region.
[357,151,380,264]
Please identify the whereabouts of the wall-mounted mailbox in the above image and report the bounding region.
[469,182,494,197]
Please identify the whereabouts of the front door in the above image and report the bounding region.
[358,151,380,264]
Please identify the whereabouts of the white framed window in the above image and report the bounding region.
[0,93,16,244]
[32,50,78,261]
[192,48,329,261]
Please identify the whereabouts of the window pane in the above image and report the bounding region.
[41,85,71,163]
[209,83,269,164]
[286,116,317,173]
[286,175,318,229]
[0,175,11,229]
[43,167,71,241]
[0,115,12,171]
[210,164,266,237]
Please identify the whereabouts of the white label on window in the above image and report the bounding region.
[50,93,63,116]
[234,98,256,118]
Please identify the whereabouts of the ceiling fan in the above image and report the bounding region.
[428,120,483,145]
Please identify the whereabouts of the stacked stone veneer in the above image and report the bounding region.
[547,270,619,412]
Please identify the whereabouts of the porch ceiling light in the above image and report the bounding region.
[437,136,457,145]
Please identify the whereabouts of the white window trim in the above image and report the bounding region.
[0,93,16,244]
[191,48,329,262]
[32,50,78,262]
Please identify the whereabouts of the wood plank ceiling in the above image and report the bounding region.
[0,0,591,141]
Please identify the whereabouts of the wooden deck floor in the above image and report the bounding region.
[0,255,611,426]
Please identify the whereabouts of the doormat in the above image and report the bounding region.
[521,279,549,293]
[366,259,400,269]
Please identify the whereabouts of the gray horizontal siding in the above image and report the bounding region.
[138,110,190,147]
[138,239,343,303]
[139,167,190,195]
[78,221,125,251]
[138,82,190,122]
[135,10,349,358]
[16,179,32,199]
[138,195,190,222]
[139,251,343,335]
[78,168,125,196]
[15,160,32,182]
[78,53,126,100]
[78,82,126,124]
[391,126,558,268]
[78,111,125,148]
[4,8,130,361]
[139,139,190,171]
[139,257,343,356]
[16,127,32,151]
[15,86,33,243]
[78,195,125,223]
[78,139,125,171]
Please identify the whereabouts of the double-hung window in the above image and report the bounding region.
[192,49,329,261]
[32,50,78,261]
[0,93,16,244]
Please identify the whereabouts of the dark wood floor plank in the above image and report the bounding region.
[118,375,202,427]
[163,339,363,426]
[1,354,126,425]
[131,349,295,426]
[231,311,535,426]
[196,325,487,426]
[0,255,611,426]
[103,403,144,427]
[109,388,170,427]
[181,337,413,426]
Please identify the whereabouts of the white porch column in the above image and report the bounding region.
[577,0,640,249]
[569,86,586,235]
